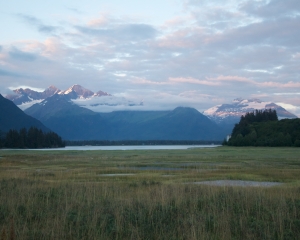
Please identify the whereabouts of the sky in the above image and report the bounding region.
[0,0,300,116]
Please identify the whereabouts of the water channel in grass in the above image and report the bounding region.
[194,180,283,187]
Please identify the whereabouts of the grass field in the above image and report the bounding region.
[0,146,300,239]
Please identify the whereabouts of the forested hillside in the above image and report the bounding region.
[225,109,300,147]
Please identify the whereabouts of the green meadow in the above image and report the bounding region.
[0,147,300,239]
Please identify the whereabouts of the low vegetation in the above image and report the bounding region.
[0,147,300,239]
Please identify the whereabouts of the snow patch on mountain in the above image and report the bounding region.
[18,99,44,110]
[203,105,221,115]
[204,98,297,123]
[6,84,112,109]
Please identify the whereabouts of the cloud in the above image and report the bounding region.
[274,93,300,96]
[259,81,300,88]
[1,1,299,112]
[87,15,111,27]
[0,68,23,77]
[8,85,45,92]
[276,102,300,117]
[18,14,58,34]
[72,90,215,112]
[169,76,300,90]
[65,7,83,14]
[9,47,37,61]
[75,23,158,41]
[38,25,57,33]
[169,77,220,86]
[131,79,169,85]
[240,0,300,19]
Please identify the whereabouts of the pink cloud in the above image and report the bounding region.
[131,77,170,85]
[169,75,300,90]
[156,27,205,49]
[292,52,300,59]
[0,52,8,62]
[259,81,300,88]
[162,16,191,29]
[169,77,220,86]
[87,15,110,27]
[208,75,253,83]
[18,38,68,60]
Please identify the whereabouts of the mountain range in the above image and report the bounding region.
[6,84,111,108]
[3,85,298,141]
[6,84,143,111]
[24,94,224,141]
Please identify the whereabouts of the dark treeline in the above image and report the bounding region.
[66,140,221,146]
[230,109,278,138]
[224,109,300,147]
[0,127,65,149]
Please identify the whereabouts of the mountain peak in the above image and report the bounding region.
[94,90,111,97]
[44,85,60,94]
[60,84,94,98]
[47,85,59,90]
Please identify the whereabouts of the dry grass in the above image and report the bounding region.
[0,146,300,239]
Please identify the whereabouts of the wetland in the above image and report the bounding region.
[0,146,300,239]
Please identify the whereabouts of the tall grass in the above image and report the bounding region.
[0,147,300,239]
[0,179,299,239]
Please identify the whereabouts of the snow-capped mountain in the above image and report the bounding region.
[6,84,143,112]
[204,98,297,124]
[6,85,60,106]
[203,98,298,135]
[5,84,111,110]
[58,84,111,99]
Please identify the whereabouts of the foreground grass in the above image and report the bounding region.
[0,147,300,239]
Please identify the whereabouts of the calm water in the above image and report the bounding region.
[29,145,220,151]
